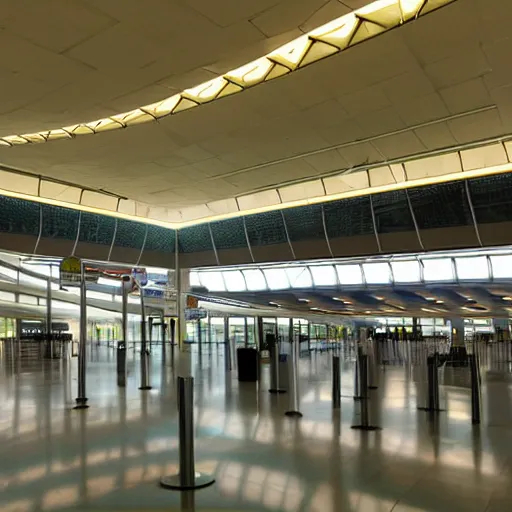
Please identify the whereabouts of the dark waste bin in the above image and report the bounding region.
[236,347,259,382]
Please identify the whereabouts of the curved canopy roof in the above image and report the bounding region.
[0,0,511,228]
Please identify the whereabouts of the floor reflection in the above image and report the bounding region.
[0,342,511,511]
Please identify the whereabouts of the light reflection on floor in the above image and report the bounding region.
[0,342,512,511]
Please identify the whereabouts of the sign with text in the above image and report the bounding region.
[60,256,81,287]
[185,308,207,321]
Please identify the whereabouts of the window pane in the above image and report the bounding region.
[263,269,289,290]
[87,291,113,301]
[422,258,453,281]
[456,256,489,280]
[19,294,38,305]
[373,190,415,233]
[391,261,420,283]
[243,269,267,291]
[286,267,313,288]
[363,263,391,284]
[336,264,363,285]
[223,270,246,292]
[0,291,15,302]
[19,274,46,288]
[199,272,225,292]
[189,271,201,287]
[283,205,325,242]
[0,265,17,281]
[409,181,472,229]
[491,255,512,278]
[310,265,337,286]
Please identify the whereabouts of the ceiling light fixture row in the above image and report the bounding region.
[0,0,455,149]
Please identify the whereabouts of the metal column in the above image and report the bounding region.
[47,275,53,359]
[224,317,231,372]
[74,261,88,409]
[285,319,302,417]
[139,282,151,390]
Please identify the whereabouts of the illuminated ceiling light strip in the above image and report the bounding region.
[0,159,510,230]
[0,0,456,148]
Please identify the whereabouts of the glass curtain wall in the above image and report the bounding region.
[0,317,16,339]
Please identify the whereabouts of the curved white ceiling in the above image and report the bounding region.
[0,0,455,147]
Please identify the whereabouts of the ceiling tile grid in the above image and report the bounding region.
[0,0,511,227]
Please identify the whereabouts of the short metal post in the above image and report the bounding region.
[351,354,381,431]
[418,353,444,412]
[160,377,215,490]
[285,337,302,417]
[269,335,285,394]
[354,346,366,400]
[332,355,341,409]
[74,261,88,409]
[469,354,481,425]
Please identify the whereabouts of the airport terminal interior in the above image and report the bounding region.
[2,0,512,510]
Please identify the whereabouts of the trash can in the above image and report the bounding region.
[236,347,259,382]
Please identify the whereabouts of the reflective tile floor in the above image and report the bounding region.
[1,342,512,511]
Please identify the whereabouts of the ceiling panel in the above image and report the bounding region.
[0,0,510,221]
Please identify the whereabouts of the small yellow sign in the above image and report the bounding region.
[60,256,81,286]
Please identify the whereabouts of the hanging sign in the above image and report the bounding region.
[185,308,207,321]
[131,267,148,287]
[187,295,198,308]
[60,256,81,287]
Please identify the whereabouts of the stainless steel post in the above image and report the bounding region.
[160,376,215,490]
[224,317,231,372]
[74,261,88,409]
[139,282,151,390]
[418,353,443,412]
[354,346,366,400]
[469,354,481,425]
[351,354,381,430]
[269,334,285,393]
[197,319,202,358]
[47,275,53,359]
[244,317,249,348]
[332,355,341,409]
[285,334,302,417]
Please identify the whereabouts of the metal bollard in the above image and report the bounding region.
[368,344,378,390]
[117,341,127,388]
[332,355,341,409]
[139,349,152,390]
[353,348,367,400]
[160,377,215,490]
[469,354,481,425]
[285,340,302,417]
[418,353,444,412]
[269,340,285,394]
[351,355,380,431]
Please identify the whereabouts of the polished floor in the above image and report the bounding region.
[1,341,512,511]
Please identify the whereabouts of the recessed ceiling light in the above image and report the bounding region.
[298,298,310,303]
[503,296,512,301]
[436,300,444,304]
[343,301,352,305]
[425,297,436,301]
[374,296,384,301]
[269,301,280,307]
[365,310,371,314]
